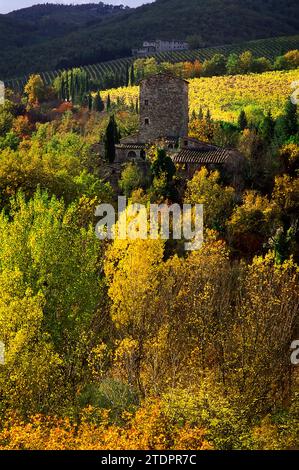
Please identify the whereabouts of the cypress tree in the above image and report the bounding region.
[106,94,111,111]
[104,115,118,163]
[275,100,298,144]
[129,64,135,86]
[60,75,65,101]
[198,106,204,120]
[88,93,93,111]
[284,100,298,136]
[125,64,129,87]
[93,92,104,112]
[238,110,248,130]
[69,70,74,102]
[259,110,274,141]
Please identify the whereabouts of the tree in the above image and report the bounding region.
[284,50,299,69]
[87,93,92,111]
[119,162,144,197]
[104,114,119,163]
[0,190,106,413]
[129,64,135,86]
[12,115,33,138]
[275,100,298,144]
[104,237,165,395]
[273,55,288,70]
[252,57,272,73]
[202,54,226,77]
[93,92,104,112]
[106,94,111,111]
[239,51,254,74]
[279,143,299,175]
[198,106,204,120]
[184,167,236,232]
[226,53,241,75]
[24,74,46,107]
[227,190,276,255]
[151,148,176,183]
[259,110,275,142]
[283,100,298,137]
[0,107,14,137]
[238,110,248,130]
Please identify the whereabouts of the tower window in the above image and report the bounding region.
[145,99,149,106]
[145,118,149,126]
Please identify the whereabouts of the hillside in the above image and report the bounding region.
[0,3,126,49]
[0,0,298,80]
[101,68,299,123]
[5,35,299,93]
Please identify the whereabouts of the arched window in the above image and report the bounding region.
[145,118,149,126]
[127,150,137,159]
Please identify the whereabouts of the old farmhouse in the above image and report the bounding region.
[114,73,243,183]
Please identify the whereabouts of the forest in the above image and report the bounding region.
[0,54,298,450]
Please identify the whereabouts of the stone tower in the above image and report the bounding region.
[138,74,189,142]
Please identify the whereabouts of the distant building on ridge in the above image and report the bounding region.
[132,39,189,57]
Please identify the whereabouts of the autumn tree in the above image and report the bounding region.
[0,190,107,413]
[227,190,277,255]
[119,162,144,197]
[24,74,46,107]
[184,167,236,232]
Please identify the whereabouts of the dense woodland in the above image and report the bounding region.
[0,53,298,449]
[0,0,298,79]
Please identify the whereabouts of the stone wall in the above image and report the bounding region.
[138,74,189,142]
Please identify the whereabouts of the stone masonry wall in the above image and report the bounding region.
[138,74,189,142]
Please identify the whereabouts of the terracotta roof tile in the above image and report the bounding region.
[172,148,231,164]
[116,143,146,150]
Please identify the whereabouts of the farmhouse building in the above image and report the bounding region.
[114,73,244,181]
[132,39,189,57]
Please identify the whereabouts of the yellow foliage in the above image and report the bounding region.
[0,402,212,450]
[101,69,299,124]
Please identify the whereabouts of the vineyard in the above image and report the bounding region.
[101,68,299,124]
[5,34,299,93]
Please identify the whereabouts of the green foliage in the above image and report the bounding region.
[238,110,248,131]
[202,54,226,77]
[185,167,236,232]
[0,190,106,413]
[104,114,119,163]
[54,68,90,105]
[151,148,176,183]
[274,100,298,145]
[119,162,144,197]
[92,92,105,113]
